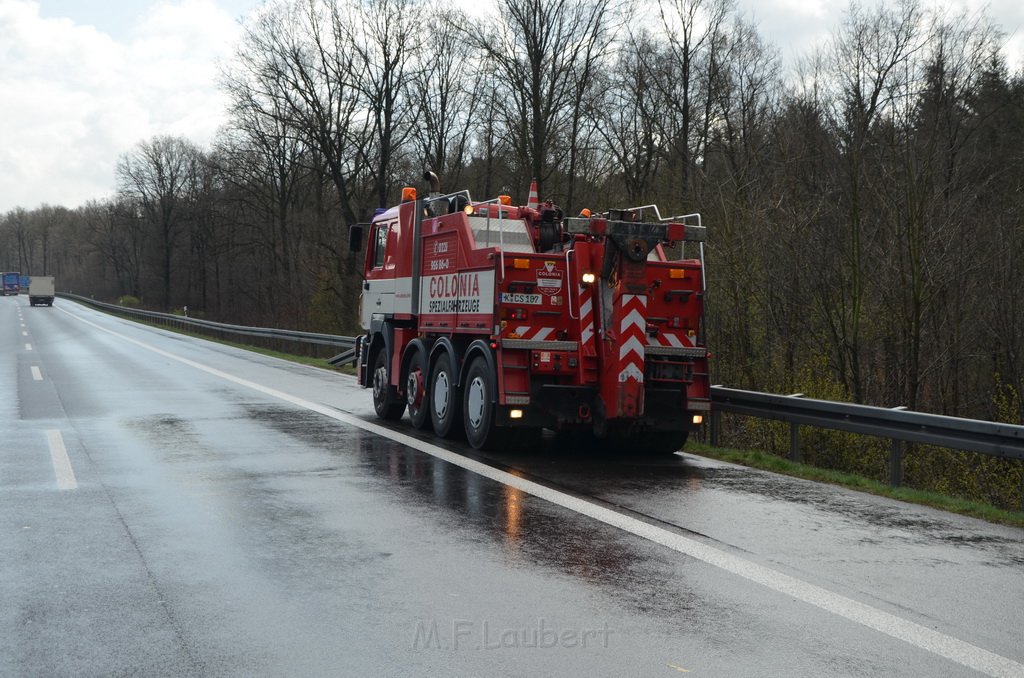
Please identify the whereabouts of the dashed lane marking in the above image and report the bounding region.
[46,430,78,491]
[31,366,42,381]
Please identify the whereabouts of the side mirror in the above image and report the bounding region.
[349,224,364,252]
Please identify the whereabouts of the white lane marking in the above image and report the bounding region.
[31,366,42,381]
[46,430,78,491]
[57,307,1024,678]
[25,343,32,351]
[22,331,28,336]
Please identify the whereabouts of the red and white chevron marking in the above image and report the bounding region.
[578,284,596,353]
[647,331,696,348]
[618,294,647,382]
[511,325,557,341]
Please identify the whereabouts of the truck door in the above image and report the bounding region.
[362,220,397,327]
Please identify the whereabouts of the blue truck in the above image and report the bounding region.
[2,272,21,295]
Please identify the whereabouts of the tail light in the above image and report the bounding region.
[501,307,527,321]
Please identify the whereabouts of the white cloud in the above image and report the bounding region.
[748,0,1023,69]
[1,0,1019,215]
[0,0,243,213]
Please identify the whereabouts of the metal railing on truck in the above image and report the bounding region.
[59,293,356,364]
[60,293,1024,507]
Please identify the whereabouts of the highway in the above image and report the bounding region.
[2,295,1022,677]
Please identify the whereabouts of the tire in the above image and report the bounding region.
[371,347,405,420]
[642,431,689,455]
[406,349,431,430]
[502,426,543,453]
[430,352,462,438]
[463,356,498,450]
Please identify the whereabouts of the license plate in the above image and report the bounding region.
[500,293,542,305]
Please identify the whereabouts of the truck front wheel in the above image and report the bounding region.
[463,356,498,450]
[406,349,430,430]
[372,348,405,420]
[430,353,462,438]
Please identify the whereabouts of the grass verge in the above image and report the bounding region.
[206,335,357,375]
[117,314,357,375]
[687,442,1024,529]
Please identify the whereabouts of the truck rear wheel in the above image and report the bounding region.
[406,349,430,430]
[463,356,497,450]
[643,431,688,455]
[430,353,462,438]
[372,348,405,420]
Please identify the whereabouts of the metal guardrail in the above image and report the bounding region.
[710,387,1024,496]
[61,293,1023,504]
[59,293,356,361]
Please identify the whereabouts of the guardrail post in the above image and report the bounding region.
[788,394,803,463]
[710,385,722,447]
[889,439,903,487]
[790,423,800,463]
[888,406,908,487]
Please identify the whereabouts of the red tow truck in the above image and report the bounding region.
[351,173,710,452]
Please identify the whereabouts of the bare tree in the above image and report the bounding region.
[871,9,1001,411]
[348,0,423,207]
[409,7,483,186]
[233,0,366,228]
[597,30,668,204]
[0,208,31,272]
[709,14,780,194]
[476,0,615,198]
[80,198,146,298]
[650,0,733,200]
[220,41,315,320]
[116,135,202,307]
[814,0,925,402]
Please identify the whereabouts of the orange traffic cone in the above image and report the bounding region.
[527,179,539,210]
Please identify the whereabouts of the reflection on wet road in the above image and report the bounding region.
[2,297,1022,677]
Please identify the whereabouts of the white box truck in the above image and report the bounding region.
[28,276,55,306]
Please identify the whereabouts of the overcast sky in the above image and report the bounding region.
[1,0,1021,214]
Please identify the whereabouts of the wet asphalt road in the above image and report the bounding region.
[2,296,1022,677]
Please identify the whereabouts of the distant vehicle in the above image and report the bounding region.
[28,276,55,306]
[18,275,29,293]
[2,272,20,295]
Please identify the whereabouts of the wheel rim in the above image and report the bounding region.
[467,375,486,429]
[433,370,450,420]
[373,364,387,403]
[407,369,423,409]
